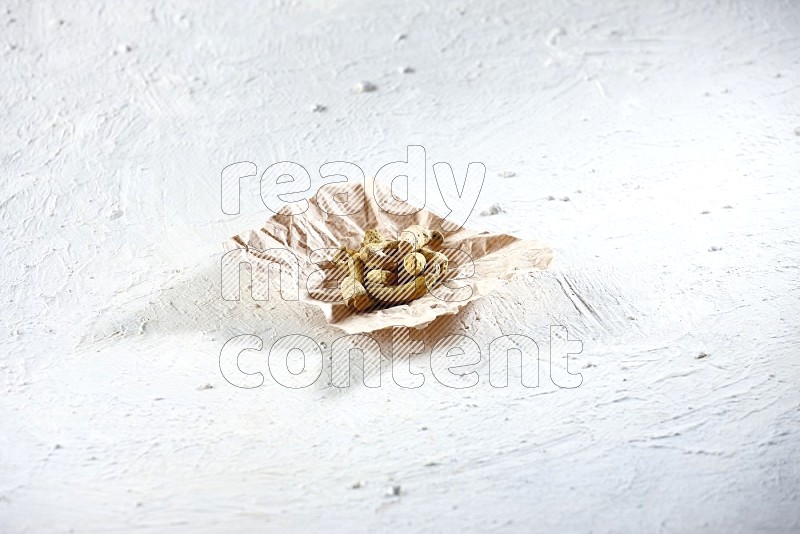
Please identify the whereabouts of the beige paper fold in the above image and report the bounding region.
[223,177,553,334]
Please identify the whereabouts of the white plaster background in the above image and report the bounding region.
[1,0,799,532]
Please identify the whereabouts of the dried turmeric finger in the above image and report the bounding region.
[402,252,426,276]
[398,224,435,256]
[340,275,373,311]
[363,228,384,246]
[358,243,402,270]
[365,269,397,286]
[420,246,448,276]
[365,273,435,306]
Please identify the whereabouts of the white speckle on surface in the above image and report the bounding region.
[546,27,566,47]
[354,81,377,93]
[498,170,516,178]
[480,203,505,216]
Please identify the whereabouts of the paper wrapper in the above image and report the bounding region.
[223,178,553,334]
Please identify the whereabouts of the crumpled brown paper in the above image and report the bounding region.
[223,177,553,334]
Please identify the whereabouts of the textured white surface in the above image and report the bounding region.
[2,0,799,532]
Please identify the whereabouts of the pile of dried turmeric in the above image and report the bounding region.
[333,225,449,311]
